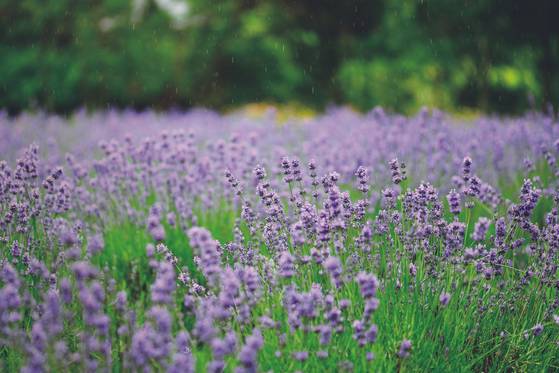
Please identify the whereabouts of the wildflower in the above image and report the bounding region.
[278,251,296,279]
[323,256,343,288]
[472,217,490,241]
[409,263,417,277]
[532,324,544,336]
[356,272,379,299]
[292,351,309,361]
[462,157,472,182]
[236,328,263,373]
[439,292,451,307]
[397,339,412,358]
[389,159,406,185]
[447,189,461,215]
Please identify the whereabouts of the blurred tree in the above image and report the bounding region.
[0,0,557,114]
[504,0,559,109]
[416,0,559,113]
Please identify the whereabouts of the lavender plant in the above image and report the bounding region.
[0,108,558,372]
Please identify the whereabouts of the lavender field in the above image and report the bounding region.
[1,108,559,372]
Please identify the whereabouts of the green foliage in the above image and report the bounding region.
[1,0,558,113]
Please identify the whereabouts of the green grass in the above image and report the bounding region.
[96,219,558,372]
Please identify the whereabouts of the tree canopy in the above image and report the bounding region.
[1,0,557,114]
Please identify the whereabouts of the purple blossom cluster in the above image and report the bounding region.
[2,109,558,190]
[1,108,559,371]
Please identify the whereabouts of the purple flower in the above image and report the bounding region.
[323,256,343,288]
[253,164,267,181]
[439,292,451,307]
[278,251,296,279]
[292,351,309,361]
[532,323,544,336]
[87,234,104,255]
[11,240,21,258]
[389,158,406,185]
[462,157,472,181]
[236,328,263,373]
[409,263,417,277]
[355,166,370,193]
[316,350,328,359]
[150,261,176,305]
[365,324,378,343]
[115,291,127,312]
[495,217,507,247]
[319,324,332,345]
[71,261,98,282]
[356,272,379,299]
[472,217,490,241]
[447,189,461,215]
[397,339,412,358]
[188,227,222,286]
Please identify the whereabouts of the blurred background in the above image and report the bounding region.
[1,0,558,115]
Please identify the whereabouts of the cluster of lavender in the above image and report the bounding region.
[1,108,559,371]
[2,108,558,190]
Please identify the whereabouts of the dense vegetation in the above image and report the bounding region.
[1,0,558,114]
[1,109,558,372]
